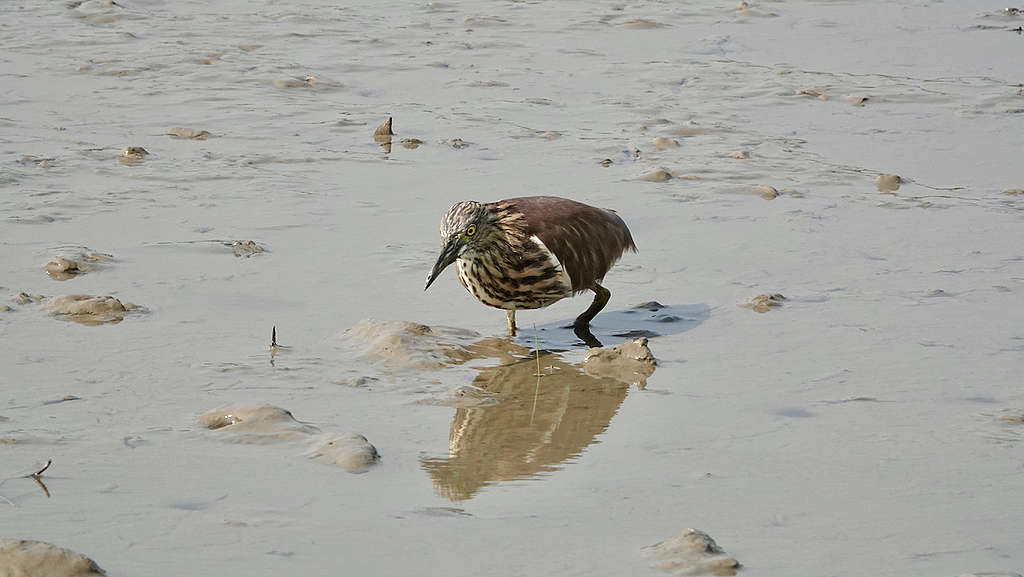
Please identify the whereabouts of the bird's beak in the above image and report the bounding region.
[425,237,460,291]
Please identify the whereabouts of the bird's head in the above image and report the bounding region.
[425,201,495,290]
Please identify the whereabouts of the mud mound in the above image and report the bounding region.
[0,539,105,577]
[642,528,740,576]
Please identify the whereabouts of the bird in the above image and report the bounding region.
[424,196,636,344]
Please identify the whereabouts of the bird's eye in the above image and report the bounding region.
[465,225,477,237]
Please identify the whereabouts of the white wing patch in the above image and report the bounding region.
[530,234,573,295]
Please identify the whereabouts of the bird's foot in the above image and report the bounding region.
[572,324,603,348]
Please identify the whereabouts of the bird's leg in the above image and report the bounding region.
[574,283,611,328]
[506,309,517,336]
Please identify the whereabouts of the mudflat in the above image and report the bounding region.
[2,1,1022,576]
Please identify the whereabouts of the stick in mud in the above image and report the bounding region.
[270,326,289,350]
[29,459,52,496]
[0,458,54,505]
[270,326,290,367]
[29,459,52,478]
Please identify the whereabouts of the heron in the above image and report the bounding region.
[425,196,636,345]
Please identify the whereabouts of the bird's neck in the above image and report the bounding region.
[467,202,530,263]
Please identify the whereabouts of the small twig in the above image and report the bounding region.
[29,459,52,478]
[530,324,542,425]
[911,183,967,192]
[0,459,54,505]
[269,325,289,367]
[534,325,542,377]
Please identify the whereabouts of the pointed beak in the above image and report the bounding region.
[425,237,460,291]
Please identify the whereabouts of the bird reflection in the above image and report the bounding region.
[421,340,639,501]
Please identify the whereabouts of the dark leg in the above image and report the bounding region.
[573,324,603,348]
[506,309,517,336]
[574,283,611,328]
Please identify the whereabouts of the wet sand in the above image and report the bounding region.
[2,1,1023,576]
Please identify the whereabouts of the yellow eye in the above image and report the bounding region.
[465,225,477,237]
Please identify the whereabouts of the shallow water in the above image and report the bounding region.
[2,1,1023,576]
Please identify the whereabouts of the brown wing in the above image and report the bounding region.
[504,196,637,293]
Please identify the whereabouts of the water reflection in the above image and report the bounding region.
[421,343,640,501]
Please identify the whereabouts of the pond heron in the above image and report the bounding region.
[425,196,636,345]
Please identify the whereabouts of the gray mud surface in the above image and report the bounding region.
[2,1,1022,576]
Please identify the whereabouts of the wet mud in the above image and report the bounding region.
[0,539,105,577]
[338,319,483,370]
[198,405,321,443]
[741,293,787,313]
[643,529,741,576]
[3,0,1023,575]
[582,337,657,386]
[167,128,211,140]
[119,146,148,161]
[43,249,112,281]
[12,293,44,306]
[41,295,142,325]
[877,174,903,191]
[199,405,379,472]
[230,240,265,257]
[271,75,332,91]
[307,434,380,473]
[643,169,674,182]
